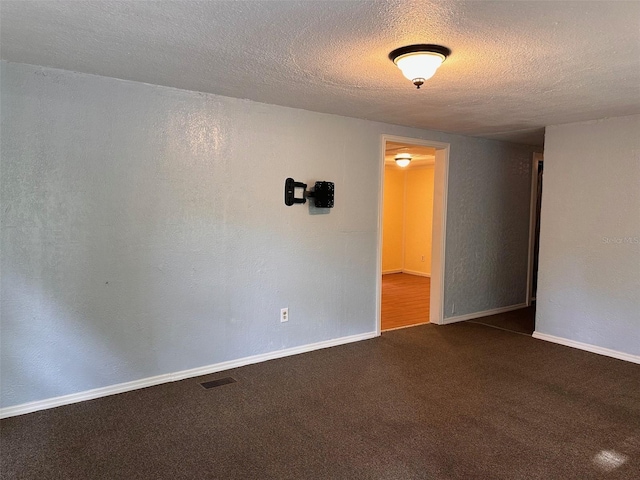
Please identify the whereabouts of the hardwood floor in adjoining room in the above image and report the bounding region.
[381,273,430,330]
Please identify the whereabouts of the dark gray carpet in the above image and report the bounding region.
[465,306,536,335]
[2,319,639,479]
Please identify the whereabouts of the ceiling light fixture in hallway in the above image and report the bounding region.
[394,152,412,167]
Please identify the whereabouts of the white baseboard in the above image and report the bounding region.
[401,269,431,278]
[382,269,402,275]
[0,331,378,419]
[441,303,528,325]
[532,332,640,365]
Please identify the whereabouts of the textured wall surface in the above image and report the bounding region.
[537,115,640,356]
[1,62,537,407]
[443,139,534,317]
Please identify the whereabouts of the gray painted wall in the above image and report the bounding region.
[536,115,640,356]
[444,139,534,317]
[1,62,537,407]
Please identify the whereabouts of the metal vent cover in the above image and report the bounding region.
[200,377,237,389]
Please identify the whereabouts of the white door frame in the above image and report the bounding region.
[376,134,450,334]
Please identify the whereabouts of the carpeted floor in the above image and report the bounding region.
[465,305,536,335]
[2,318,639,479]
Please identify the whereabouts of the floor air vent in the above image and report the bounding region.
[200,377,237,389]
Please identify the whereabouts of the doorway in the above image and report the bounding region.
[527,152,544,315]
[376,135,450,334]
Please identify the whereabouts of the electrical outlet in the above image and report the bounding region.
[421,255,425,262]
[280,307,289,323]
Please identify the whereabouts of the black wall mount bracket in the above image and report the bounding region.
[284,178,334,208]
[284,178,307,205]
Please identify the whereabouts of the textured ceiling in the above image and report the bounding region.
[2,1,640,147]
[385,142,435,167]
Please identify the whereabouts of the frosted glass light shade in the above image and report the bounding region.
[394,52,445,86]
[395,153,412,167]
[389,44,451,89]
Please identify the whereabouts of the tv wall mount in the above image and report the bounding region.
[284,178,334,208]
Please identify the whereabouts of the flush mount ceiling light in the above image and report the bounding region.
[395,153,412,167]
[389,44,451,89]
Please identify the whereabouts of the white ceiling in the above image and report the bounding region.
[2,1,639,147]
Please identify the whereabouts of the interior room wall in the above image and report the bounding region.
[382,164,434,276]
[536,114,640,357]
[444,139,535,318]
[1,61,539,409]
[403,166,434,276]
[382,166,404,273]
